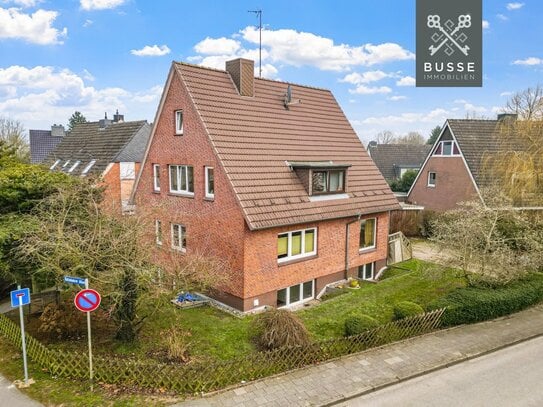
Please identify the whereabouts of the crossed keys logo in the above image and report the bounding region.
[427,14,472,56]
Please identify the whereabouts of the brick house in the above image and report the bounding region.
[407,114,521,211]
[46,113,151,213]
[368,143,431,184]
[133,58,399,312]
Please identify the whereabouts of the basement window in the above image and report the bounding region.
[277,280,314,308]
[358,262,375,280]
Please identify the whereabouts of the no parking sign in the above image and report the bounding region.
[74,289,101,312]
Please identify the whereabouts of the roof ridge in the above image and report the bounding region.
[175,60,331,92]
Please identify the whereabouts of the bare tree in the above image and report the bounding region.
[0,118,29,162]
[375,130,396,144]
[395,132,426,145]
[505,85,543,120]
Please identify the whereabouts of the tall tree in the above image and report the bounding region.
[427,125,442,145]
[395,132,426,145]
[505,85,543,120]
[68,111,87,131]
[375,130,395,144]
[0,118,29,162]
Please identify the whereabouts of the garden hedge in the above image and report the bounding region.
[344,314,380,336]
[430,273,543,326]
[393,301,424,320]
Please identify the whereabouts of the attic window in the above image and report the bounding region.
[81,160,96,176]
[68,160,81,173]
[434,141,460,156]
[50,159,61,170]
[175,110,183,135]
[312,170,345,195]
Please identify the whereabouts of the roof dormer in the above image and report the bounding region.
[287,161,351,197]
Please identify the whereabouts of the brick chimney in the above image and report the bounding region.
[225,58,254,97]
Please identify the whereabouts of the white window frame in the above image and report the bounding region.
[277,228,317,263]
[428,171,436,187]
[50,159,61,170]
[359,218,377,252]
[155,220,162,246]
[170,223,186,252]
[205,166,214,199]
[119,162,136,180]
[359,262,375,281]
[68,160,81,173]
[277,280,315,308]
[175,110,184,135]
[153,164,161,192]
[62,160,71,169]
[434,140,460,157]
[168,164,194,196]
[81,160,96,176]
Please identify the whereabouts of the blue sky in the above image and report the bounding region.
[0,0,541,143]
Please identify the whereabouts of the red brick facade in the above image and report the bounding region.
[101,162,141,214]
[408,156,478,211]
[134,67,392,312]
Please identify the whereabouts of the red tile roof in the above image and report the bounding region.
[175,62,399,230]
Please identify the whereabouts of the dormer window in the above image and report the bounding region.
[287,161,351,197]
[312,170,345,195]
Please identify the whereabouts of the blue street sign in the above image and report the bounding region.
[64,276,86,286]
[10,288,30,308]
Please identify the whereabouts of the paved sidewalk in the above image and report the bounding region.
[175,305,543,407]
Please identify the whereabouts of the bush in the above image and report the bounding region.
[429,273,543,326]
[161,327,191,363]
[393,301,424,320]
[344,314,379,336]
[420,210,437,237]
[38,301,85,340]
[249,308,312,351]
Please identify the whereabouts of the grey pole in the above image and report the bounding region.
[17,285,29,385]
[85,278,94,391]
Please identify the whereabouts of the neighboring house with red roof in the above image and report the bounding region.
[45,112,151,213]
[407,114,528,211]
[132,58,399,312]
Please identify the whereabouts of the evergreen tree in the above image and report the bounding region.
[68,111,87,131]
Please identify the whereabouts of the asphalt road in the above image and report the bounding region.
[338,336,543,407]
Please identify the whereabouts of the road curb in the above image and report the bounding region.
[322,331,543,406]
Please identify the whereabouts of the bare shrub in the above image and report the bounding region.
[249,308,312,351]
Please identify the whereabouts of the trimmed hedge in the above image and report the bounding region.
[393,301,424,320]
[430,273,543,326]
[344,314,380,336]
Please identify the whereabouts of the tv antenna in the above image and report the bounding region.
[248,9,262,78]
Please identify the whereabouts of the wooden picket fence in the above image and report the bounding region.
[0,308,445,394]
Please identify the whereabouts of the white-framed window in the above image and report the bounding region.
[50,159,61,170]
[433,141,459,156]
[205,166,214,199]
[169,165,194,195]
[277,228,317,263]
[68,160,81,173]
[153,164,160,192]
[120,162,136,180]
[277,280,314,308]
[359,218,376,251]
[62,160,71,169]
[358,262,375,280]
[81,160,96,176]
[311,169,345,195]
[171,223,186,252]
[155,220,162,246]
[428,171,436,187]
[175,110,184,135]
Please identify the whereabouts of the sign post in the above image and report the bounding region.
[68,276,100,391]
[10,286,30,386]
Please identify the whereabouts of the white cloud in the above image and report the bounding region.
[362,108,450,125]
[512,57,543,66]
[0,65,159,130]
[340,70,389,85]
[0,7,67,44]
[240,26,414,71]
[497,14,509,21]
[500,91,513,97]
[82,69,94,81]
[130,44,171,57]
[463,103,487,113]
[83,19,93,27]
[506,2,524,10]
[389,95,407,101]
[482,20,490,29]
[3,0,42,7]
[80,0,126,10]
[194,37,241,55]
[349,85,392,95]
[396,76,415,87]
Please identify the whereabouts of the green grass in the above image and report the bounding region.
[298,259,465,339]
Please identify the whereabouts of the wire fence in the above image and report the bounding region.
[0,308,445,394]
